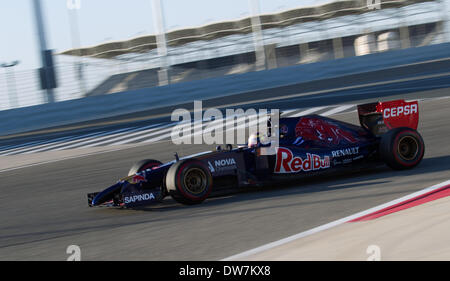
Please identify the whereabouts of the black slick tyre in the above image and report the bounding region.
[379,127,424,170]
[165,159,213,205]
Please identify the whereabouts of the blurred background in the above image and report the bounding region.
[0,0,449,111]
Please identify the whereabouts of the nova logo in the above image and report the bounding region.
[124,193,155,204]
[215,158,236,167]
[275,147,330,173]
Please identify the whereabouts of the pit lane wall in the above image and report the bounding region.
[1,43,450,136]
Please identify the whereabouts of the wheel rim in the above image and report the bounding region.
[397,135,419,161]
[184,168,207,194]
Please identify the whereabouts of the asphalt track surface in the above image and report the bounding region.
[0,88,449,260]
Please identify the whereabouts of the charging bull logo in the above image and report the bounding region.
[275,147,330,173]
[125,174,147,184]
[295,117,357,145]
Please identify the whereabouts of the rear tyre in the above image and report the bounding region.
[165,159,213,205]
[128,159,162,176]
[379,127,425,170]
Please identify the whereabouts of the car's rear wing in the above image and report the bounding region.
[357,99,419,137]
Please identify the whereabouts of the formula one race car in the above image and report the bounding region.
[88,99,424,208]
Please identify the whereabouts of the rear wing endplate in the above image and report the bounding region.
[357,100,419,136]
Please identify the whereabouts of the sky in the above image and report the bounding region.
[0,0,327,71]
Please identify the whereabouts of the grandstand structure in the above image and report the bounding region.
[1,0,448,111]
[58,0,448,97]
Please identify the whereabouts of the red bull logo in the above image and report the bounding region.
[295,117,357,145]
[127,174,147,184]
[275,147,330,173]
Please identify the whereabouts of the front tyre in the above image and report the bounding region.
[128,159,163,176]
[379,127,425,170]
[166,159,213,205]
[127,159,165,199]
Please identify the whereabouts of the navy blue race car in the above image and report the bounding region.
[88,99,424,208]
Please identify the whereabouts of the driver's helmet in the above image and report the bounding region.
[248,133,260,148]
[248,133,265,148]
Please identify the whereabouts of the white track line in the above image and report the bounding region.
[147,114,268,144]
[289,106,327,117]
[24,126,144,154]
[7,128,134,155]
[108,125,176,145]
[0,140,46,153]
[170,119,227,144]
[0,137,74,155]
[172,114,257,143]
[5,106,343,154]
[321,104,355,116]
[113,121,197,145]
[280,109,298,117]
[1,131,110,156]
[141,120,210,144]
[51,123,163,151]
[0,100,415,154]
[69,123,167,148]
[3,135,79,155]
[221,179,450,261]
[114,119,215,145]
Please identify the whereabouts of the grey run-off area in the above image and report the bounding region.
[0,86,449,260]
